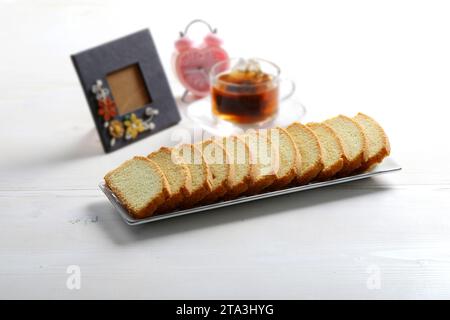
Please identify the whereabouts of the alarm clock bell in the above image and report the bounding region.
[172,19,229,102]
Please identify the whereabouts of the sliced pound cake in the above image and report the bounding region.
[324,115,368,175]
[198,140,232,204]
[242,130,277,194]
[353,112,390,171]
[267,127,301,189]
[175,144,212,208]
[221,135,252,199]
[104,156,170,218]
[306,122,345,180]
[148,147,192,213]
[286,122,324,184]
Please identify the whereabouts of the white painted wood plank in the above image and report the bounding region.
[1,0,450,299]
[1,181,449,299]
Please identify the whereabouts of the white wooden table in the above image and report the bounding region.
[1,0,450,299]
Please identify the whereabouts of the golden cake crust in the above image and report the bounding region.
[148,147,192,214]
[286,122,324,184]
[353,112,390,171]
[104,156,170,218]
[307,122,345,180]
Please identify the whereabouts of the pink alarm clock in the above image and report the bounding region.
[173,20,229,99]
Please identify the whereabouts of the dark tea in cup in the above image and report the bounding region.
[210,58,282,124]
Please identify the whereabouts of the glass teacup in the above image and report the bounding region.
[210,58,295,124]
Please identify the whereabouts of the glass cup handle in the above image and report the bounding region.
[279,78,296,102]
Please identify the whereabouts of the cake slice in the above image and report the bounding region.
[324,115,368,174]
[353,112,390,170]
[148,147,192,213]
[221,135,252,199]
[306,122,345,180]
[197,140,231,204]
[242,130,277,194]
[104,156,170,218]
[286,122,324,184]
[174,144,212,208]
[267,127,301,189]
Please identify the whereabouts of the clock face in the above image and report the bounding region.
[175,46,229,96]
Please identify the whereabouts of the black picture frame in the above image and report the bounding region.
[71,29,181,153]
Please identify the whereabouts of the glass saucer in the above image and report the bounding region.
[184,97,307,136]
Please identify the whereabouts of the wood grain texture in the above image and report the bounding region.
[1,0,450,299]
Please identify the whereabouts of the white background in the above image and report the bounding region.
[1,0,449,299]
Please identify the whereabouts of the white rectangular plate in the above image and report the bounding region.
[99,158,401,225]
